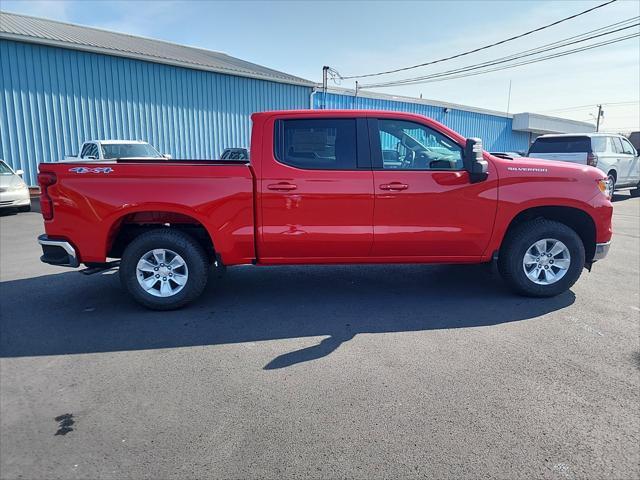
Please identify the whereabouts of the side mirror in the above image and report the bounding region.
[464,137,488,183]
[15,169,24,176]
[163,153,172,159]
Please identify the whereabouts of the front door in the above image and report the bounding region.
[369,117,497,258]
[259,116,374,261]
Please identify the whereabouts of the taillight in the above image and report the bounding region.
[38,172,57,220]
[587,153,598,167]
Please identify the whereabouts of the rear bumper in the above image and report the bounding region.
[592,241,610,262]
[38,235,79,268]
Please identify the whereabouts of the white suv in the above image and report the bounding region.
[528,133,639,196]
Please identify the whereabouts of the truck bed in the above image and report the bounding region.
[38,160,256,265]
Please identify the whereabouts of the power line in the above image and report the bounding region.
[360,19,639,88]
[338,0,618,80]
[541,101,639,112]
[368,34,638,87]
[359,24,639,88]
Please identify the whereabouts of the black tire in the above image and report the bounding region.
[498,219,585,297]
[631,183,640,197]
[119,228,209,310]
[606,172,616,196]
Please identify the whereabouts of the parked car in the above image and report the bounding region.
[65,140,170,160]
[490,151,524,159]
[37,110,612,310]
[0,160,30,212]
[527,133,640,195]
[220,148,249,160]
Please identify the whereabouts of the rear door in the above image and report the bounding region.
[616,137,639,185]
[369,117,497,258]
[258,116,374,261]
[528,136,590,164]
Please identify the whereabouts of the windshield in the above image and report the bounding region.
[101,143,162,159]
[0,161,14,175]
[529,136,591,154]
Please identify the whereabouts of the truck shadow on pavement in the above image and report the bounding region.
[0,263,575,368]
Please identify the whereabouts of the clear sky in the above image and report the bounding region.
[3,0,639,132]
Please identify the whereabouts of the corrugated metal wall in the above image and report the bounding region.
[0,40,312,185]
[313,92,530,153]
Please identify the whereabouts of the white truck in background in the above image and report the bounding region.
[65,140,170,161]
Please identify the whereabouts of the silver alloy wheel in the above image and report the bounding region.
[136,248,189,297]
[606,175,615,195]
[522,238,571,285]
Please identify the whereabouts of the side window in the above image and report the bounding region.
[80,143,92,158]
[88,144,99,159]
[275,118,357,170]
[612,137,625,154]
[591,137,608,153]
[377,119,463,170]
[619,138,636,155]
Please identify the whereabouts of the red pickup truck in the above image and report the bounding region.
[37,110,613,310]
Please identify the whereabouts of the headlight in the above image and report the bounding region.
[597,178,612,199]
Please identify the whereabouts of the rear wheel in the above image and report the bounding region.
[631,182,640,197]
[120,229,209,310]
[498,219,585,297]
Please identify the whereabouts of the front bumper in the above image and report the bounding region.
[38,235,79,267]
[592,241,610,262]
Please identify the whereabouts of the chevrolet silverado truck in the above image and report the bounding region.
[37,110,613,310]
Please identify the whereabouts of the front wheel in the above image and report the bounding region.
[120,229,209,310]
[498,219,585,297]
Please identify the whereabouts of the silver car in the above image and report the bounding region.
[0,160,30,212]
[528,133,640,195]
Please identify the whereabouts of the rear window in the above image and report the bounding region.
[529,136,592,154]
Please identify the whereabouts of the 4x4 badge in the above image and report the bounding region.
[69,167,113,174]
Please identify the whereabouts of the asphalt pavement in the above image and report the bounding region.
[1,194,638,479]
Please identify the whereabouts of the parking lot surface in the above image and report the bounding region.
[1,195,639,479]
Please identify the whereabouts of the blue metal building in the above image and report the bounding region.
[0,11,593,186]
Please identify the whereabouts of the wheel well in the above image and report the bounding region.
[107,211,216,263]
[502,206,596,261]
[607,169,617,180]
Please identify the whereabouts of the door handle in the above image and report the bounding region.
[267,182,297,191]
[379,182,408,191]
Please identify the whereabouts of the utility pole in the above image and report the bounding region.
[322,66,329,110]
[506,80,512,115]
[596,104,603,132]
